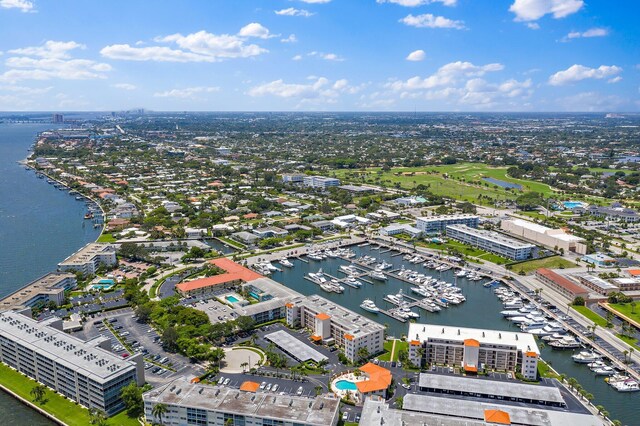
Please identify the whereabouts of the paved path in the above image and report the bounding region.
[389,340,398,362]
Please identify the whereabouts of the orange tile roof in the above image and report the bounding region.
[628,269,640,277]
[239,381,260,392]
[484,409,511,425]
[410,340,421,346]
[464,364,478,373]
[525,351,538,358]
[310,335,322,342]
[464,338,480,347]
[356,362,392,394]
[176,258,262,292]
[285,302,294,308]
[315,313,331,320]
[344,333,354,341]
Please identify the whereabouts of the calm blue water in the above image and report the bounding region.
[335,380,358,391]
[0,123,100,294]
[0,123,100,425]
[483,177,522,189]
[564,201,586,209]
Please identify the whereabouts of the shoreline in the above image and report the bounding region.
[0,383,66,426]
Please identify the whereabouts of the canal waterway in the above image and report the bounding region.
[271,244,638,425]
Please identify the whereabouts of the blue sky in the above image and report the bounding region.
[0,0,638,111]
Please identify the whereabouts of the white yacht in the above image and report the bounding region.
[549,336,580,349]
[455,269,467,278]
[345,276,363,288]
[378,261,393,270]
[369,269,387,281]
[612,379,640,392]
[340,264,359,275]
[572,351,602,364]
[594,366,616,376]
[504,299,524,310]
[529,322,565,336]
[411,286,431,297]
[279,258,294,268]
[308,269,327,283]
[385,292,404,305]
[588,360,606,369]
[360,299,380,313]
[400,303,420,319]
[307,252,324,261]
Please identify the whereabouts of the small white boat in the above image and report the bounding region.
[307,252,324,261]
[594,366,616,376]
[612,379,640,392]
[279,258,294,268]
[550,336,580,349]
[572,351,602,364]
[360,299,380,313]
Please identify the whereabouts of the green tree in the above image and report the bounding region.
[30,384,46,404]
[572,296,585,306]
[357,346,370,362]
[120,381,144,417]
[89,409,108,426]
[234,316,255,332]
[152,403,168,425]
[162,326,180,351]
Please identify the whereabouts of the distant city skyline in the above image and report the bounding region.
[0,0,638,112]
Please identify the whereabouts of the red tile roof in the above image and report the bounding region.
[356,363,392,393]
[176,258,262,292]
[536,268,587,296]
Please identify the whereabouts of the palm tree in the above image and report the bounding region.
[30,384,46,403]
[89,409,108,426]
[152,403,168,425]
[314,385,323,396]
[240,362,249,373]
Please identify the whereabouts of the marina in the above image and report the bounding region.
[269,241,639,425]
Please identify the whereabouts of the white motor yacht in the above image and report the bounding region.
[549,336,580,349]
[345,276,363,288]
[385,292,404,305]
[612,379,640,392]
[572,351,602,364]
[369,269,387,281]
[360,299,380,313]
[594,366,616,376]
[279,258,294,268]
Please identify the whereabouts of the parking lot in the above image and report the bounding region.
[76,308,204,385]
[183,293,237,324]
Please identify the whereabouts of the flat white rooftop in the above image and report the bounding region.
[408,323,539,355]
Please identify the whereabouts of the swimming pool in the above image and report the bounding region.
[334,380,358,391]
[563,201,585,209]
[91,279,115,290]
[225,295,240,303]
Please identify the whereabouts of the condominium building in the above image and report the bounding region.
[285,295,385,362]
[415,214,479,235]
[281,174,305,184]
[501,218,587,255]
[0,310,144,415]
[302,175,341,190]
[58,243,117,275]
[0,273,77,311]
[143,377,340,426]
[445,224,535,260]
[407,323,540,380]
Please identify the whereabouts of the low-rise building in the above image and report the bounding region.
[282,174,305,184]
[143,377,340,426]
[415,214,479,234]
[0,310,144,415]
[575,274,619,295]
[354,362,392,400]
[612,277,640,292]
[535,268,590,300]
[176,258,262,298]
[286,295,385,362]
[0,273,77,311]
[380,223,422,238]
[331,214,371,228]
[303,175,340,190]
[58,243,117,275]
[586,204,640,222]
[582,252,618,268]
[446,224,535,261]
[407,323,540,380]
[501,218,588,255]
[310,220,334,232]
[252,226,289,239]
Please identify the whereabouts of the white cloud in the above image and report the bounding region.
[0,0,34,12]
[0,84,52,95]
[565,27,608,40]
[275,8,314,17]
[154,86,220,99]
[281,34,298,43]
[557,91,628,112]
[248,77,361,104]
[548,64,622,86]
[376,0,457,6]
[112,83,137,90]
[308,51,344,61]
[509,0,583,22]
[0,40,111,82]
[101,28,268,62]
[607,76,622,84]
[406,49,426,61]
[292,54,303,61]
[238,23,276,39]
[526,22,540,30]
[387,61,504,91]
[400,14,465,29]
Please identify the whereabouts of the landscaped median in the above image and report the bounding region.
[0,363,139,426]
[572,305,608,328]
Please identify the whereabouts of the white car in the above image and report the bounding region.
[217,377,225,385]
[401,383,411,390]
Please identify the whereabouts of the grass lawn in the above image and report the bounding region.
[510,256,578,275]
[218,236,245,249]
[572,305,608,328]
[607,303,640,325]
[392,340,408,362]
[416,239,508,265]
[537,360,559,379]
[517,211,548,220]
[332,163,556,205]
[0,363,138,426]
[616,334,640,351]
[97,233,117,243]
[378,340,394,361]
